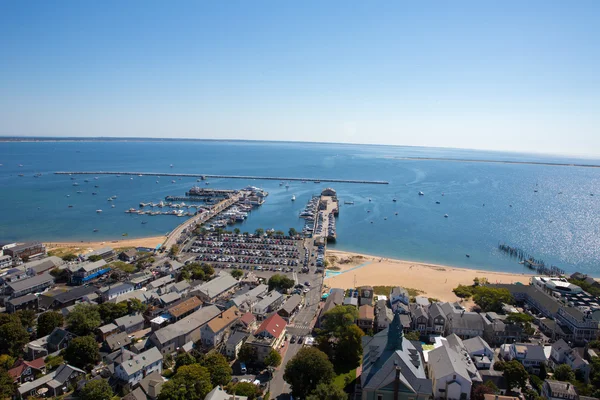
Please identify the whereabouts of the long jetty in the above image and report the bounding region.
[54,171,389,185]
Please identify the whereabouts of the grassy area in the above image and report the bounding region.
[373,286,424,297]
[48,247,79,258]
[109,261,137,273]
[332,368,357,391]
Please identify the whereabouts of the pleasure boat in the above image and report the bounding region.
[291,195,296,201]
[418,191,424,196]
[73,182,79,186]
[436,201,440,204]
[96,209,103,213]
[444,214,448,218]
[111,205,115,208]
[170,164,174,168]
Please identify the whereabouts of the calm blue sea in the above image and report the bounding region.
[1,141,600,277]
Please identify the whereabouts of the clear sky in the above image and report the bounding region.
[1,1,599,155]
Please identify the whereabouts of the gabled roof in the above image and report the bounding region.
[138,371,164,399]
[255,313,287,339]
[254,291,282,310]
[147,275,174,290]
[98,323,118,334]
[47,327,74,347]
[239,312,256,326]
[429,343,471,381]
[205,385,248,400]
[7,293,38,306]
[7,272,53,292]
[359,305,374,320]
[52,285,96,304]
[115,313,144,329]
[117,347,162,377]
[194,273,238,299]
[231,284,268,307]
[429,303,445,319]
[167,296,202,318]
[226,331,248,346]
[551,338,570,353]
[544,380,578,396]
[463,336,493,355]
[159,292,181,305]
[73,259,107,273]
[152,305,220,344]
[105,331,132,351]
[280,294,302,314]
[17,364,85,395]
[206,306,240,333]
[8,358,46,380]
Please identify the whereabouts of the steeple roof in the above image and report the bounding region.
[386,309,404,351]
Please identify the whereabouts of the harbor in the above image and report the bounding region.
[54,171,389,184]
[299,188,339,242]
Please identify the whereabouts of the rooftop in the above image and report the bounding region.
[7,273,53,293]
[118,347,162,377]
[255,313,287,339]
[206,306,240,333]
[152,305,220,344]
[167,296,202,318]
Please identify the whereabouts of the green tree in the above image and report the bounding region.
[453,284,475,299]
[67,304,101,336]
[0,314,19,326]
[65,336,100,368]
[404,331,420,341]
[127,298,147,314]
[0,322,30,356]
[234,228,241,235]
[320,305,359,334]
[288,227,298,237]
[45,354,64,371]
[158,364,213,400]
[268,274,294,291]
[264,349,282,368]
[198,352,232,387]
[472,286,513,312]
[255,228,264,236]
[175,352,197,371]
[88,255,103,262]
[61,253,78,262]
[283,347,335,399]
[238,344,258,364]
[16,309,36,329]
[230,382,261,399]
[506,313,534,324]
[0,369,15,400]
[503,360,528,391]
[79,379,114,400]
[37,311,64,337]
[0,354,15,370]
[554,364,575,382]
[306,382,348,400]
[334,324,364,367]
[98,302,129,323]
[169,244,180,256]
[231,269,244,279]
[529,375,543,392]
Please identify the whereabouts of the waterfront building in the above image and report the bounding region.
[4,242,46,260]
[68,259,110,285]
[81,246,116,262]
[277,294,303,322]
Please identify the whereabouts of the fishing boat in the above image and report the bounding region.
[96,209,103,213]
[291,195,296,201]
[418,191,424,196]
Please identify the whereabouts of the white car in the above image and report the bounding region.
[303,288,310,293]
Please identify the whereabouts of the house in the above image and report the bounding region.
[17,364,85,399]
[237,312,257,332]
[390,286,410,308]
[246,313,287,362]
[358,305,375,331]
[549,339,591,383]
[481,312,523,346]
[201,306,241,348]
[24,257,64,275]
[115,313,145,333]
[502,343,547,374]
[97,323,119,341]
[225,331,248,359]
[252,291,283,319]
[114,347,162,386]
[104,331,132,352]
[411,304,429,333]
[138,371,164,400]
[0,255,13,269]
[159,291,181,307]
[82,246,116,262]
[415,296,430,306]
[39,285,97,310]
[360,311,432,400]
[375,299,394,332]
[317,288,344,327]
[343,296,359,307]
[164,280,191,295]
[5,273,54,298]
[463,336,494,370]
[8,358,46,384]
[68,260,110,285]
[123,387,147,400]
[359,286,374,306]
[128,271,154,289]
[446,310,485,339]
[192,272,238,302]
[229,284,269,313]
[47,327,76,353]
[147,275,174,291]
[4,242,46,260]
[7,293,39,313]
[205,385,248,400]
[428,303,447,335]
[542,380,578,400]
[277,294,302,322]
[150,305,221,354]
[165,296,203,322]
[428,342,475,399]
[119,249,138,262]
[103,283,135,301]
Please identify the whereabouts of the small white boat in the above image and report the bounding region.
[418,191,424,196]
[107,198,113,201]
[66,194,70,197]
[111,205,115,208]
[291,195,296,201]
[130,177,133,180]
[96,209,103,213]
[170,164,174,168]
[94,177,98,180]
[285,184,290,189]
[156,181,159,184]
[368,198,372,202]
[171,180,176,183]
[138,174,142,177]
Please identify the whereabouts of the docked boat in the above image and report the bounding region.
[96,209,103,213]
[138,174,142,177]
[418,191,424,196]
[291,195,296,201]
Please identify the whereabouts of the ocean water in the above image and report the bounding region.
[1,141,600,277]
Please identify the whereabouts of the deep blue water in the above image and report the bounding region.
[1,141,600,276]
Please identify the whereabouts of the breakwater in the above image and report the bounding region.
[54,171,389,185]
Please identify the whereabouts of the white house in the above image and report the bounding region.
[463,336,494,370]
[502,343,547,373]
[114,347,162,386]
[428,343,474,400]
[251,291,283,319]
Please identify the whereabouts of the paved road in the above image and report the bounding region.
[270,342,303,399]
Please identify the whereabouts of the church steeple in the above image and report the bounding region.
[385,309,404,351]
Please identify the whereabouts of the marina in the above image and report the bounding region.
[54,171,389,184]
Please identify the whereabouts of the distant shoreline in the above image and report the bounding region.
[388,156,600,169]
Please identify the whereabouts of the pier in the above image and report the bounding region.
[54,171,389,185]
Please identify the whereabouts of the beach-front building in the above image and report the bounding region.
[81,246,116,262]
[4,242,46,260]
[68,260,110,285]
[360,310,432,400]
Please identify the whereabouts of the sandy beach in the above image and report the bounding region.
[325,250,532,303]
[45,236,166,256]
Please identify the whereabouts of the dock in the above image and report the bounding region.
[54,171,389,185]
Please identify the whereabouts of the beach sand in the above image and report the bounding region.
[325,250,532,303]
[45,236,166,256]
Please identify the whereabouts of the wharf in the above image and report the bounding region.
[55,171,388,185]
[165,196,216,202]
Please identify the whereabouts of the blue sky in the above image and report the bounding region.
[1,1,599,155]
